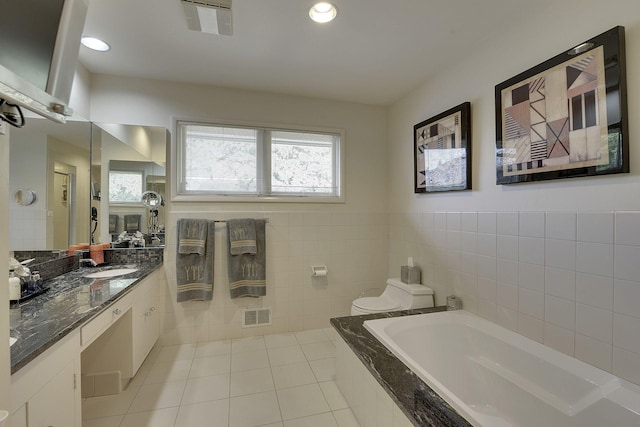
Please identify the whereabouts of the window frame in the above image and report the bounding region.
[173,119,345,203]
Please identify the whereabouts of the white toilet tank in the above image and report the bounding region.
[351,278,434,315]
[381,278,434,309]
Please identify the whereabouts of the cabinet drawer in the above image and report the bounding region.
[80,298,131,347]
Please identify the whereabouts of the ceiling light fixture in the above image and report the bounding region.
[81,36,110,52]
[309,2,337,23]
[182,0,233,36]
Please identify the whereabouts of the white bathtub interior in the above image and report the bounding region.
[364,311,640,427]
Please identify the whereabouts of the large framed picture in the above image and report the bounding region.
[414,102,471,193]
[495,26,628,185]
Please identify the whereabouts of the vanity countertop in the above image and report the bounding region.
[10,262,163,374]
[331,308,472,427]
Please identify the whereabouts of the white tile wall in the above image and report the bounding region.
[518,237,545,265]
[544,322,574,356]
[497,212,519,236]
[162,211,388,344]
[155,209,640,389]
[545,267,575,300]
[546,212,576,241]
[578,212,614,244]
[497,235,518,261]
[576,272,613,309]
[9,206,47,249]
[460,212,477,233]
[477,212,497,234]
[575,333,612,371]
[389,210,640,386]
[519,212,545,238]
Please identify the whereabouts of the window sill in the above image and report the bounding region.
[171,193,345,204]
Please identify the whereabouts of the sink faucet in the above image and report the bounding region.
[80,258,98,267]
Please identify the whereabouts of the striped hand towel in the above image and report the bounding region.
[227,218,257,255]
[178,218,208,255]
[227,219,266,298]
[176,220,215,302]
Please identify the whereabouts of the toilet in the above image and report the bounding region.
[351,278,434,315]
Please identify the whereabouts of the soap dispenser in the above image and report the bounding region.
[9,270,21,302]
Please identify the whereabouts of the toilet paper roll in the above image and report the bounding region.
[311,265,328,277]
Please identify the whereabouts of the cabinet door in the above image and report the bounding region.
[132,272,161,372]
[27,361,76,427]
[143,280,160,356]
[11,405,27,427]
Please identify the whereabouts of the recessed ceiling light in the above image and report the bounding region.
[81,36,110,52]
[309,2,337,23]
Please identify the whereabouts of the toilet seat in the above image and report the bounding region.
[352,297,400,313]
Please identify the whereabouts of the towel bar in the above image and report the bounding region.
[213,219,269,223]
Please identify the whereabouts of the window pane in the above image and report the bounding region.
[271,131,335,194]
[109,171,143,203]
[183,125,257,193]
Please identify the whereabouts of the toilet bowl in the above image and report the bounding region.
[351,278,434,315]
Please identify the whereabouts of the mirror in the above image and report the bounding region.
[9,117,91,250]
[91,123,168,247]
[8,118,168,252]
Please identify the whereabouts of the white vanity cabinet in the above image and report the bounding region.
[132,268,162,373]
[81,267,164,389]
[11,266,165,426]
[26,360,77,427]
[10,332,82,427]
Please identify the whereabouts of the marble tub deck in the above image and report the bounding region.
[331,308,472,427]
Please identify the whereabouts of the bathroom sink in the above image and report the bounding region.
[84,268,138,279]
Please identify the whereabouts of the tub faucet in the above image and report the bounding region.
[80,258,98,267]
[446,295,463,311]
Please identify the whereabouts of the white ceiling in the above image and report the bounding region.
[78,0,553,106]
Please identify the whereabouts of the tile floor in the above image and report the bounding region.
[82,328,361,427]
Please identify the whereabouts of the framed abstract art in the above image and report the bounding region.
[495,26,628,184]
[414,102,471,193]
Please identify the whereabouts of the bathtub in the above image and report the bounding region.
[364,311,640,427]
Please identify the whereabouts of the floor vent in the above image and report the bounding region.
[242,307,272,328]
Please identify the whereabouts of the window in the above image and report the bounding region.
[177,121,343,201]
[109,170,143,203]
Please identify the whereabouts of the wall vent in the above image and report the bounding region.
[242,307,272,328]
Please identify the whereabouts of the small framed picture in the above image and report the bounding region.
[414,102,471,193]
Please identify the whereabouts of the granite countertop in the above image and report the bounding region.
[331,308,472,427]
[9,262,163,374]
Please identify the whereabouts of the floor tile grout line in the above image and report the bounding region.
[227,349,232,427]
[264,338,285,426]
[120,379,143,421]
[172,350,197,423]
[276,409,338,425]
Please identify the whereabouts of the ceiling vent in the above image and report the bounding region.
[182,0,233,36]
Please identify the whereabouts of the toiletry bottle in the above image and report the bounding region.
[9,270,21,301]
[28,271,41,292]
[33,271,42,291]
